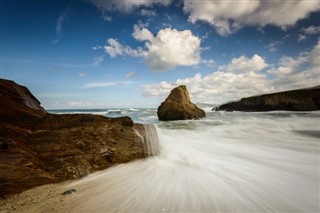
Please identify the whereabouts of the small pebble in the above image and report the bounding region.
[62,189,76,195]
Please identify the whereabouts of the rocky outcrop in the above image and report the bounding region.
[157,85,206,121]
[214,86,320,112]
[0,79,146,197]
[0,79,46,126]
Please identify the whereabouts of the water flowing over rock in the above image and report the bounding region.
[143,125,160,156]
[0,78,148,197]
[214,86,320,112]
[157,85,206,121]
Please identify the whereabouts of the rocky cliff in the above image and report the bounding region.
[214,86,320,112]
[157,85,206,121]
[0,79,147,197]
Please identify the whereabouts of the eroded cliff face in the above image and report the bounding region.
[214,86,320,112]
[0,79,146,197]
[157,85,206,121]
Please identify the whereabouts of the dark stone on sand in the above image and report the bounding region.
[157,85,206,121]
[213,86,320,112]
[62,189,76,195]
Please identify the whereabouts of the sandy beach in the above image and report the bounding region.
[0,181,82,213]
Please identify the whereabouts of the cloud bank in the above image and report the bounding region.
[183,0,320,36]
[141,40,320,104]
[89,0,320,36]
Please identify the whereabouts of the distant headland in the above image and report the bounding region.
[213,86,320,112]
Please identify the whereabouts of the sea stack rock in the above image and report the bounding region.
[157,85,206,121]
[0,78,147,197]
[214,86,320,112]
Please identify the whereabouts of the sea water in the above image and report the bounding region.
[49,108,320,212]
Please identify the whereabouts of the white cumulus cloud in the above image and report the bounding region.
[310,40,320,66]
[183,0,320,36]
[267,55,318,91]
[218,54,268,73]
[104,26,202,70]
[268,55,308,76]
[144,28,201,70]
[268,40,319,90]
[132,25,154,41]
[183,0,259,35]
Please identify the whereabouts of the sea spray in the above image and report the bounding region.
[64,111,319,212]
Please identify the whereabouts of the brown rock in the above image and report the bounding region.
[214,86,320,112]
[157,85,206,121]
[0,79,46,126]
[0,78,146,197]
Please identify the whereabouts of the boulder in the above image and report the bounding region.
[214,86,320,112]
[157,85,206,121]
[0,78,147,197]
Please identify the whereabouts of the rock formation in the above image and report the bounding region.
[0,79,147,197]
[214,86,320,112]
[157,85,206,121]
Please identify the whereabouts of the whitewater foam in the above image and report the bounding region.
[66,111,319,212]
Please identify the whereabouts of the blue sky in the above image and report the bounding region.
[1,0,320,109]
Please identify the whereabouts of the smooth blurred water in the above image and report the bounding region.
[50,108,320,212]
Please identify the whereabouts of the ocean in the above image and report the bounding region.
[48,108,320,212]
